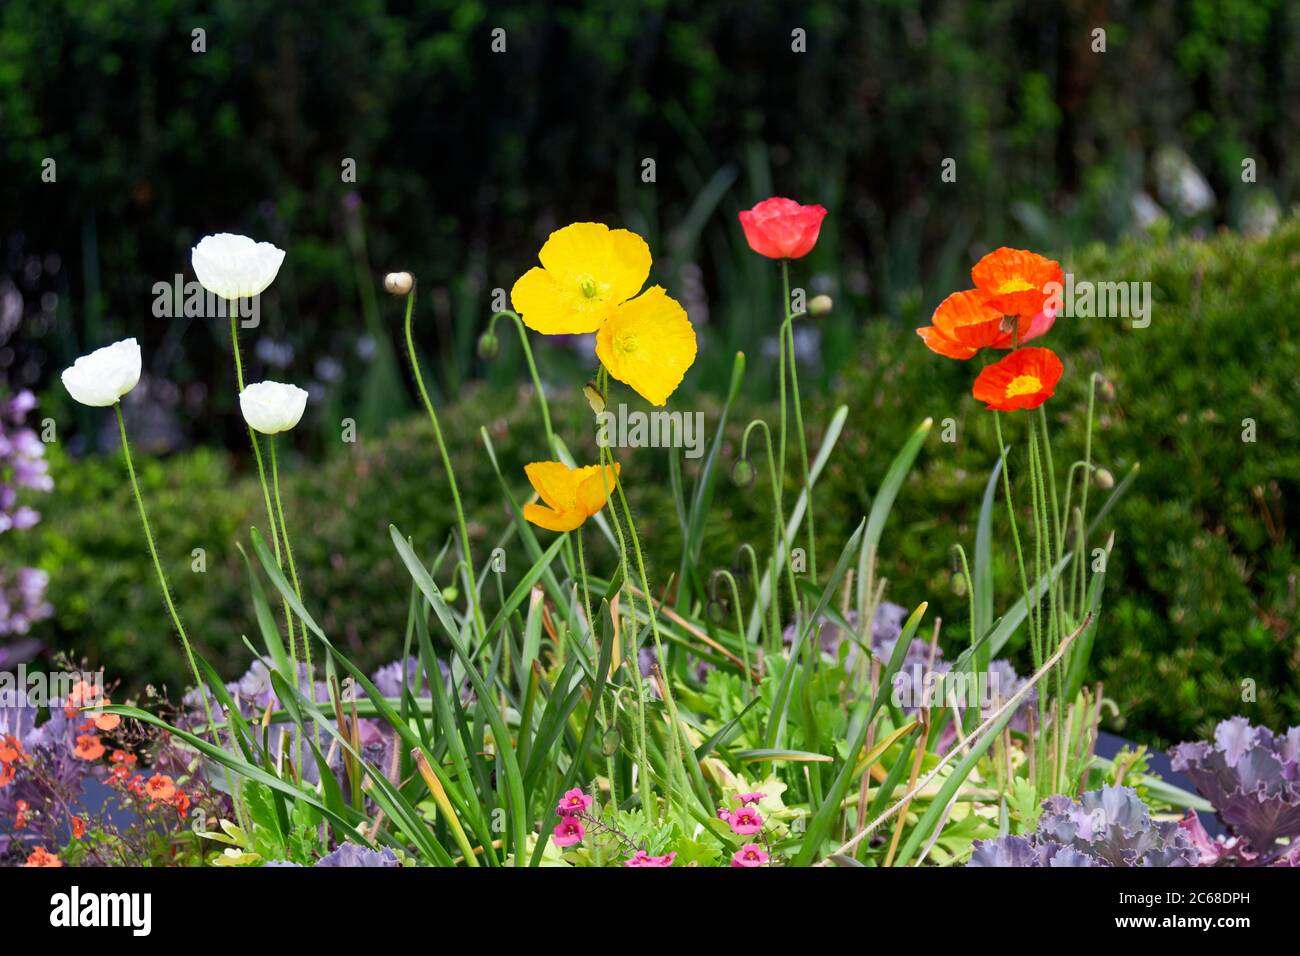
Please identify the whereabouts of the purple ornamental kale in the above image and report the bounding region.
[967,785,1198,867]
[1170,717,1300,863]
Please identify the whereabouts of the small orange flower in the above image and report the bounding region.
[0,763,14,788]
[14,800,29,829]
[970,248,1063,319]
[110,749,136,765]
[917,289,1031,360]
[0,736,20,763]
[972,347,1064,412]
[172,789,191,818]
[73,733,105,761]
[145,773,176,801]
[71,815,86,839]
[91,699,121,732]
[23,846,62,867]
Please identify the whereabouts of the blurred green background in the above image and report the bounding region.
[1,0,1297,745]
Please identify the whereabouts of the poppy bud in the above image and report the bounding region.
[731,456,755,489]
[808,294,834,316]
[583,381,606,414]
[1095,467,1115,490]
[442,585,459,603]
[477,330,500,360]
[383,272,414,296]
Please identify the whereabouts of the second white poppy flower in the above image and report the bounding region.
[191,233,286,301]
[239,381,308,434]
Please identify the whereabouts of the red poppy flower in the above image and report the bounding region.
[738,197,828,259]
[917,289,1033,360]
[972,348,1064,411]
[970,248,1064,319]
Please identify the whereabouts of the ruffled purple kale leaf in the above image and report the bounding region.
[1170,717,1300,862]
[967,785,1196,867]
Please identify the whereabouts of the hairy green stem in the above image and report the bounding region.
[401,287,485,641]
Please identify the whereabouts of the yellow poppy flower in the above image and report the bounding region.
[596,286,697,406]
[522,461,621,532]
[510,223,651,334]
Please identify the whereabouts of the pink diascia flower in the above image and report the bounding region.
[737,791,767,806]
[623,850,677,868]
[729,806,763,835]
[553,815,586,847]
[731,843,769,868]
[716,807,733,823]
[555,787,593,817]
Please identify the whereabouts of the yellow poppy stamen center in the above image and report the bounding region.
[1005,374,1042,398]
[616,334,639,353]
[576,274,599,298]
[996,277,1036,295]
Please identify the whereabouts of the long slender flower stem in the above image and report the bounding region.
[781,259,817,580]
[270,437,314,704]
[401,287,485,641]
[229,309,296,664]
[116,403,242,825]
[576,526,619,809]
[596,442,654,825]
[489,310,555,453]
[993,414,1040,668]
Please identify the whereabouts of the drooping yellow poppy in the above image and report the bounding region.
[510,223,651,334]
[596,286,697,406]
[522,461,621,532]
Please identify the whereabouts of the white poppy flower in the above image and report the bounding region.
[191,233,286,300]
[239,381,308,434]
[60,338,142,407]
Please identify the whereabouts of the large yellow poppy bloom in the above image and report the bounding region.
[510,223,652,334]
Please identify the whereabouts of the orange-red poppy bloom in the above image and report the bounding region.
[738,197,828,260]
[146,773,176,801]
[970,248,1064,319]
[972,348,1064,411]
[23,846,62,867]
[916,289,1033,360]
[73,734,105,761]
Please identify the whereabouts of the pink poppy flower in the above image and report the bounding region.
[731,843,769,868]
[552,815,586,847]
[729,806,763,835]
[738,197,828,260]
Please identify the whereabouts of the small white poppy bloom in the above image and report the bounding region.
[191,233,286,300]
[239,381,308,434]
[60,338,142,407]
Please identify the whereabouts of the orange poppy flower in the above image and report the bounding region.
[970,248,1064,319]
[73,733,105,761]
[146,773,176,801]
[972,348,1064,411]
[917,289,1032,360]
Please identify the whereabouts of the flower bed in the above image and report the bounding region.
[2,204,1289,869]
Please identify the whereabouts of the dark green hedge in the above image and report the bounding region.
[18,221,1300,745]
